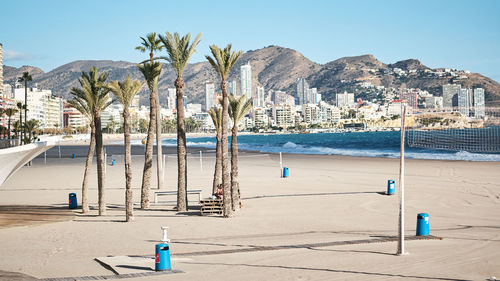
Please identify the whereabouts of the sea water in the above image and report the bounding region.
[138,131,500,162]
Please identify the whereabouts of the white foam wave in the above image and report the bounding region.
[235,142,500,162]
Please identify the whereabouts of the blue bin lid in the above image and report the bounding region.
[417,213,429,219]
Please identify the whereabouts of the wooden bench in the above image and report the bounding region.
[200,198,223,215]
[154,189,202,204]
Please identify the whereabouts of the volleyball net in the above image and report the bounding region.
[406,107,500,153]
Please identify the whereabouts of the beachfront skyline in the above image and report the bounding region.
[2,0,500,82]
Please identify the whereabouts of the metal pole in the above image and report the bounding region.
[397,103,407,255]
[162,154,166,186]
[58,145,61,158]
[200,151,203,172]
[104,153,107,174]
[280,152,283,177]
[44,151,47,164]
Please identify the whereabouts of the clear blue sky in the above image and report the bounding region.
[2,0,500,82]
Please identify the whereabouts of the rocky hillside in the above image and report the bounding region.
[4,46,500,106]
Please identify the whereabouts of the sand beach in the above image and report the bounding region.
[0,141,499,280]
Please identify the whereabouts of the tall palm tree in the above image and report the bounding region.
[5,108,18,139]
[159,32,202,212]
[70,67,111,216]
[18,72,32,144]
[136,32,165,191]
[228,94,253,211]
[135,32,164,61]
[107,75,143,221]
[137,61,162,209]
[207,107,222,195]
[206,44,243,217]
[67,96,94,214]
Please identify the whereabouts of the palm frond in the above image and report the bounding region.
[137,61,162,92]
[229,94,253,124]
[107,75,143,108]
[159,32,202,76]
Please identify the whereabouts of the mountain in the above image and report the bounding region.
[4,46,500,106]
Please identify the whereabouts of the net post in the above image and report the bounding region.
[397,103,407,255]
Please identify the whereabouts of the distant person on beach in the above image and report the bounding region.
[216,184,223,199]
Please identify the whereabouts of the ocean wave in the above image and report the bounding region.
[233,142,500,162]
[126,134,500,162]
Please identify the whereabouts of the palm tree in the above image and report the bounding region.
[70,67,111,216]
[24,119,40,143]
[107,75,143,221]
[12,120,21,139]
[67,96,94,214]
[137,61,162,209]
[136,32,165,191]
[206,44,243,217]
[18,72,32,144]
[159,32,202,212]
[5,108,18,140]
[16,102,25,144]
[228,94,253,211]
[207,107,222,195]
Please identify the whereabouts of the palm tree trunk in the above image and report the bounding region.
[175,77,188,212]
[155,91,163,190]
[19,111,22,144]
[230,126,240,211]
[141,88,157,209]
[123,108,133,221]
[94,112,106,216]
[212,133,222,195]
[7,118,11,140]
[81,124,95,214]
[220,80,232,217]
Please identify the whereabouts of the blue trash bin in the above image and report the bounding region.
[155,243,172,271]
[69,193,77,209]
[282,167,289,178]
[72,153,76,158]
[416,213,429,236]
[387,180,395,195]
[111,159,116,166]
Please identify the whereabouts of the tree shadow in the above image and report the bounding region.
[242,191,380,200]
[182,261,471,281]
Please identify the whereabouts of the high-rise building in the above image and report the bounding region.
[0,43,3,96]
[45,95,63,129]
[458,88,470,117]
[252,107,268,128]
[296,78,309,105]
[442,84,461,109]
[64,102,88,129]
[228,80,238,96]
[301,104,320,124]
[424,96,443,109]
[336,91,355,107]
[473,88,485,118]
[255,86,265,107]
[240,62,252,100]
[400,90,418,109]
[204,82,215,110]
[167,88,176,110]
[273,104,295,128]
